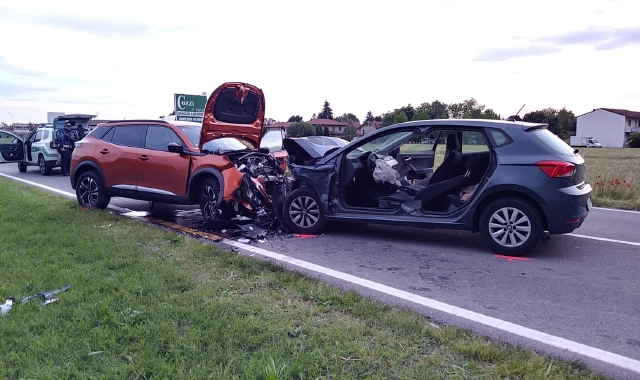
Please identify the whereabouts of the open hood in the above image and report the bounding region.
[199,82,265,149]
[283,136,349,165]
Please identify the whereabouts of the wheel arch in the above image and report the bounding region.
[73,161,105,190]
[472,189,548,232]
[187,168,224,204]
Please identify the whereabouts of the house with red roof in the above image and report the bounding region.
[576,108,640,148]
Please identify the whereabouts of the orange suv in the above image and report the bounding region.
[70,82,288,226]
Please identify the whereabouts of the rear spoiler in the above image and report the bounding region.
[523,123,548,132]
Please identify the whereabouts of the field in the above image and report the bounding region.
[0,178,605,379]
[581,148,640,209]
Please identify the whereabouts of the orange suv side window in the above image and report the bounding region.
[111,126,145,147]
[145,126,184,151]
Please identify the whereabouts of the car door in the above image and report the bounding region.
[23,131,37,162]
[0,131,25,163]
[136,125,190,198]
[95,125,145,194]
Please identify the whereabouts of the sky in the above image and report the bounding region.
[0,0,639,124]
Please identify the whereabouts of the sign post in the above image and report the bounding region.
[174,94,207,123]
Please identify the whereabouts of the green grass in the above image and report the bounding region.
[580,148,640,210]
[0,179,607,379]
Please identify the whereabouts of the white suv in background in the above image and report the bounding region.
[20,126,62,175]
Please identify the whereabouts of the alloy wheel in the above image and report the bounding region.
[488,207,532,248]
[39,157,46,174]
[289,195,320,229]
[78,176,99,206]
[201,184,217,220]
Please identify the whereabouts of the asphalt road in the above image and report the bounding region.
[2,163,640,379]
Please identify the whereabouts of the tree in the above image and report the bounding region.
[381,112,396,127]
[412,107,429,121]
[374,115,382,122]
[287,122,316,137]
[341,122,358,141]
[365,111,374,121]
[627,133,640,148]
[323,126,330,136]
[287,115,303,122]
[311,113,317,120]
[315,125,323,136]
[482,109,501,119]
[523,108,560,136]
[335,113,360,124]
[264,117,278,126]
[418,100,448,120]
[392,111,409,124]
[556,108,576,139]
[318,101,333,119]
[399,104,415,121]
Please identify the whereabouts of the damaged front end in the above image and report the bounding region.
[222,149,292,230]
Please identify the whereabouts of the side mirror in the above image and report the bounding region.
[168,143,183,153]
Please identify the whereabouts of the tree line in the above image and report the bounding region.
[283,99,578,141]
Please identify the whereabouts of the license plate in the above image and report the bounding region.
[587,197,592,211]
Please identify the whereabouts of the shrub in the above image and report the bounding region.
[287,122,316,137]
[627,133,640,148]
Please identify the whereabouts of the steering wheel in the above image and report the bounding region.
[366,152,379,173]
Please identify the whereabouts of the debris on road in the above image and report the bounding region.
[293,234,317,239]
[238,238,251,244]
[21,284,71,305]
[1,297,15,315]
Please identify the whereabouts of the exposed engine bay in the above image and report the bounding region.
[221,149,292,230]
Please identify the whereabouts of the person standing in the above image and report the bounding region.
[56,122,74,176]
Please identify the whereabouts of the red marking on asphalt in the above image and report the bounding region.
[78,207,91,211]
[494,255,531,261]
[293,234,317,239]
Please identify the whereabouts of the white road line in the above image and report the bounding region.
[592,206,640,215]
[567,233,640,247]
[0,173,76,199]
[2,172,640,373]
[223,238,640,374]
[0,173,131,213]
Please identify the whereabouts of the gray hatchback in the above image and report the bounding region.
[279,119,592,256]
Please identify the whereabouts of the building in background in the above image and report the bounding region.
[47,112,65,123]
[576,108,640,148]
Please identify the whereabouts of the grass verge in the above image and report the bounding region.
[0,178,607,379]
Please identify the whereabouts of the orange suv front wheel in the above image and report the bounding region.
[76,171,111,209]
[199,178,221,221]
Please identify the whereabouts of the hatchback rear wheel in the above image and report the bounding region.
[479,197,543,256]
[38,155,51,176]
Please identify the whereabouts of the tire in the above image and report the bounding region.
[199,178,221,222]
[38,155,51,176]
[479,197,543,256]
[283,187,326,235]
[18,162,27,173]
[76,171,110,209]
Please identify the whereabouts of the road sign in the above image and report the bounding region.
[174,94,207,123]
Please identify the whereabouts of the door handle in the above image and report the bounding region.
[138,155,149,161]
[99,149,109,154]
[404,157,412,161]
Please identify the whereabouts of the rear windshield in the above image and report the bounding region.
[531,129,575,155]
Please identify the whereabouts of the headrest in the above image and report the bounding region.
[464,154,482,172]
[446,134,460,151]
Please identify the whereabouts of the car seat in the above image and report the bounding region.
[377,153,482,209]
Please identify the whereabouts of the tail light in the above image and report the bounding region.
[536,161,575,178]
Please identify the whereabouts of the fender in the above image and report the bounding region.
[186,167,225,204]
[71,160,105,190]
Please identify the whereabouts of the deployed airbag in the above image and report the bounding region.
[373,158,401,185]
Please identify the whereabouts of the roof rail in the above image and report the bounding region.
[103,119,170,124]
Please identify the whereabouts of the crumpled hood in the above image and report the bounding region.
[283,136,349,165]
[199,82,265,149]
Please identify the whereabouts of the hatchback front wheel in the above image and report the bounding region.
[283,187,326,235]
[479,197,543,256]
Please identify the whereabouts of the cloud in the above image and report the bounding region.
[474,45,562,62]
[0,56,45,77]
[0,6,176,38]
[538,25,640,50]
[0,82,57,97]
